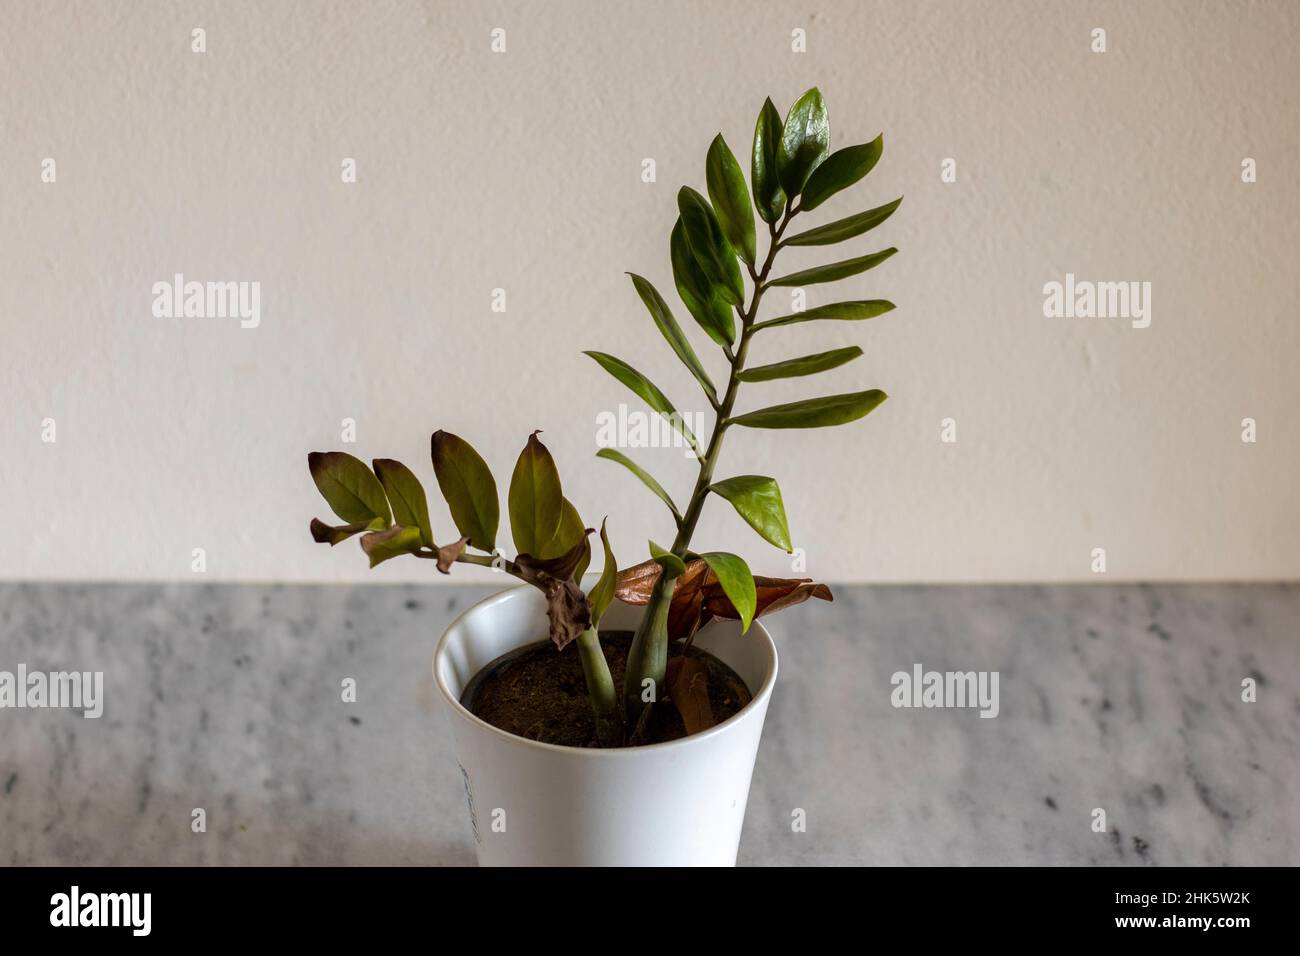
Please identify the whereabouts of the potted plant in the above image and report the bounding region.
[306,88,900,865]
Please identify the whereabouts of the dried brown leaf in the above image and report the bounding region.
[544,578,591,651]
[436,535,470,574]
[615,558,832,639]
[515,528,594,584]
[666,656,714,735]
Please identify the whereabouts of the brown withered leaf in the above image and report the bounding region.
[436,535,470,574]
[614,556,708,605]
[310,517,372,546]
[666,656,714,735]
[670,584,707,642]
[513,531,596,651]
[612,557,666,604]
[515,528,594,584]
[705,577,833,621]
[615,558,832,640]
[543,577,591,651]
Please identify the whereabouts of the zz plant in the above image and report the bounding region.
[307,89,899,748]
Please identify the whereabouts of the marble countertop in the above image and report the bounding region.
[1,581,1296,866]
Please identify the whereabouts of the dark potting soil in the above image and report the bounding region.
[462,630,752,748]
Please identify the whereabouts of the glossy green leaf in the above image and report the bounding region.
[372,459,433,547]
[628,273,715,403]
[710,475,792,552]
[751,97,787,223]
[677,186,745,306]
[584,351,699,454]
[706,134,756,266]
[699,552,757,633]
[595,448,682,525]
[360,525,423,569]
[308,452,391,527]
[798,136,883,211]
[587,519,618,625]
[737,346,863,382]
[777,88,830,197]
[753,299,895,331]
[430,430,499,551]
[782,197,903,247]
[558,498,593,582]
[768,247,897,287]
[649,540,686,578]
[671,219,735,346]
[508,431,564,557]
[540,496,586,561]
[730,389,888,429]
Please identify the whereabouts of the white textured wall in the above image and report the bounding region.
[2,0,1297,584]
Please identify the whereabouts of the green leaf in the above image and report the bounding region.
[546,498,593,583]
[508,431,565,557]
[677,186,745,306]
[587,519,618,625]
[730,389,888,429]
[628,273,715,403]
[583,351,699,454]
[751,97,787,223]
[540,496,586,560]
[595,448,682,525]
[360,525,423,569]
[671,218,735,346]
[372,459,433,547]
[799,136,883,212]
[699,552,757,633]
[710,475,792,552]
[768,247,897,287]
[753,300,895,331]
[430,431,499,551]
[706,134,756,266]
[777,88,830,197]
[737,346,863,382]
[308,452,391,527]
[649,540,686,578]
[782,197,903,247]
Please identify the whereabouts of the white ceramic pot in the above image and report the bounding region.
[433,584,778,866]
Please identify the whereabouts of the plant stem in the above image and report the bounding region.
[621,576,673,718]
[576,625,624,746]
[621,205,797,722]
[439,547,625,743]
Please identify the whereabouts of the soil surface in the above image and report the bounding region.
[463,630,752,748]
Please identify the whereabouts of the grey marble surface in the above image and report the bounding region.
[1,581,1296,866]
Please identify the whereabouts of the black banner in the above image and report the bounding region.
[0,866,1283,942]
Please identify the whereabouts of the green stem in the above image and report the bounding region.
[621,575,674,718]
[576,625,624,746]
[621,205,797,722]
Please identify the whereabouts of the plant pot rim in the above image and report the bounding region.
[434,583,779,757]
